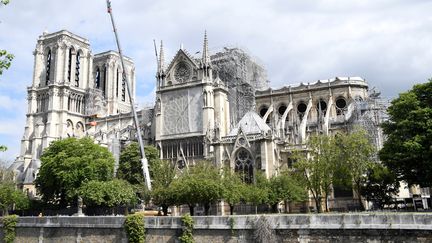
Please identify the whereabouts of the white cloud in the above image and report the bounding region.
[1,0,432,159]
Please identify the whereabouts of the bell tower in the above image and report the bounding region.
[18,30,92,193]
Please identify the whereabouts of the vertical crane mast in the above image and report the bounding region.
[106,0,152,190]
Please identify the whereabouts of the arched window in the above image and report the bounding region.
[75,52,81,86]
[234,148,254,183]
[45,50,52,85]
[67,48,72,82]
[335,97,347,116]
[316,99,327,117]
[297,102,307,120]
[95,67,101,89]
[102,65,107,97]
[116,68,119,97]
[121,72,126,102]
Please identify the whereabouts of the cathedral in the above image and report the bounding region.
[11,30,384,209]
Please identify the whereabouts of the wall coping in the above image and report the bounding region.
[4,213,432,231]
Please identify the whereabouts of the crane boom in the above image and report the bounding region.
[106,0,152,190]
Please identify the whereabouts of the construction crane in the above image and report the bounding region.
[106,0,152,190]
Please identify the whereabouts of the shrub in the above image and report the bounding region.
[124,214,145,243]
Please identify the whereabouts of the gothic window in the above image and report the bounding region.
[102,65,107,97]
[234,148,254,183]
[95,67,101,89]
[67,48,72,82]
[66,119,74,137]
[335,97,347,115]
[45,50,51,85]
[75,52,81,86]
[116,68,119,97]
[297,102,307,120]
[121,72,126,102]
[316,99,327,117]
[259,105,270,123]
[278,103,289,121]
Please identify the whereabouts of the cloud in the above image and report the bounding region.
[1,0,432,160]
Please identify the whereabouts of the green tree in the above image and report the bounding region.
[0,145,7,152]
[172,162,223,215]
[0,158,29,215]
[35,137,115,207]
[0,183,29,215]
[337,129,375,211]
[221,169,247,215]
[151,159,176,216]
[293,135,338,213]
[361,163,399,210]
[380,80,432,187]
[79,179,137,214]
[243,171,269,214]
[117,143,159,185]
[267,171,307,213]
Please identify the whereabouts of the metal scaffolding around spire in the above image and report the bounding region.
[105,0,152,190]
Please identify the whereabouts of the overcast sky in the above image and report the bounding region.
[1,0,432,161]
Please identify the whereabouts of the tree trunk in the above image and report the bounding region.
[229,204,234,215]
[204,203,210,216]
[315,197,322,213]
[325,194,329,212]
[271,203,278,213]
[284,200,289,213]
[355,182,365,211]
[189,205,195,216]
[162,205,169,216]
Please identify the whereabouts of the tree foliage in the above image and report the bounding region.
[79,179,137,211]
[151,159,176,216]
[294,130,374,212]
[0,50,13,76]
[117,143,159,185]
[361,163,399,210]
[0,0,13,77]
[171,162,223,215]
[0,160,29,215]
[221,169,247,215]
[337,128,375,210]
[124,214,145,243]
[380,80,432,187]
[293,134,338,213]
[0,183,29,215]
[268,171,307,212]
[35,137,115,207]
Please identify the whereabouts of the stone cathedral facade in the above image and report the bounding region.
[12,30,383,209]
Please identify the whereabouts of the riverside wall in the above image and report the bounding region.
[2,213,432,242]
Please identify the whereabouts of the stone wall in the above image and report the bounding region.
[2,213,432,243]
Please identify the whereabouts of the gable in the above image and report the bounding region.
[165,49,200,85]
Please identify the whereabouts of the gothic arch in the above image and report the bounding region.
[75,122,84,138]
[66,119,74,137]
[75,49,84,87]
[233,147,254,183]
[45,48,52,85]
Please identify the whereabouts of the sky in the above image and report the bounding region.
[1,0,432,161]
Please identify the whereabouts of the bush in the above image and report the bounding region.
[2,214,18,243]
[124,214,145,243]
[179,214,194,243]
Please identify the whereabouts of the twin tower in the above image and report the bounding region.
[14,29,231,194]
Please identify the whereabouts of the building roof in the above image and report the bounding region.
[228,111,271,136]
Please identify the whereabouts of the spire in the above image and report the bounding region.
[202,30,210,66]
[158,40,165,73]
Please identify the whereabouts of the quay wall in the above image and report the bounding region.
[2,213,432,242]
